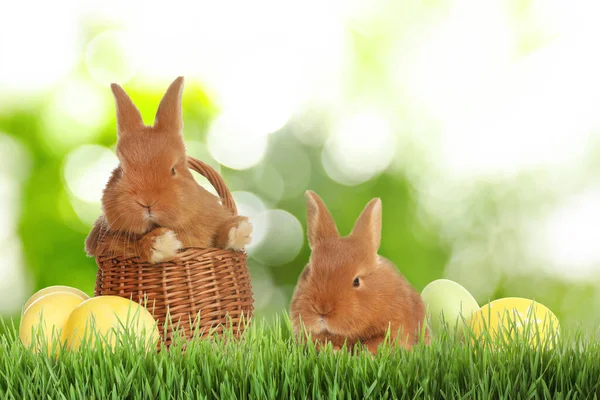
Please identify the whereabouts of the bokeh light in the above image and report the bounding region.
[404,0,513,121]
[0,175,22,242]
[0,134,31,315]
[63,145,118,204]
[266,140,312,200]
[250,210,304,266]
[444,243,503,302]
[531,187,600,281]
[0,237,30,315]
[322,112,396,186]
[248,261,291,318]
[0,133,32,185]
[207,112,269,170]
[41,78,109,152]
[259,287,289,319]
[0,136,29,231]
[290,109,330,148]
[252,165,285,205]
[248,262,276,311]
[85,30,140,86]
[0,1,78,95]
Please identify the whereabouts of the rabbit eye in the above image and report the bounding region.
[353,277,360,288]
[171,167,176,176]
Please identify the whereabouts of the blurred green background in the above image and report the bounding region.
[2,0,600,335]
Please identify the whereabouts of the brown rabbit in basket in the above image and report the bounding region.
[290,191,429,355]
[85,77,252,263]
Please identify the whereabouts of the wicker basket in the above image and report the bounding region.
[94,157,254,347]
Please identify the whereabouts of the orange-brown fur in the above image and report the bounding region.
[290,191,429,355]
[85,77,251,262]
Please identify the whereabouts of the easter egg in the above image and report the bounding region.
[468,297,560,349]
[23,285,90,315]
[19,291,87,354]
[421,279,480,336]
[61,296,160,351]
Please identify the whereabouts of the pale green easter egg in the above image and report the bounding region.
[421,279,480,337]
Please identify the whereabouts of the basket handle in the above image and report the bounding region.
[187,156,237,216]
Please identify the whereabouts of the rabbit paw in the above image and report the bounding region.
[226,220,253,251]
[150,229,182,263]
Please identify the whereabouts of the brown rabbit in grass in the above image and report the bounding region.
[290,191,429,355]
[85,77,252,263]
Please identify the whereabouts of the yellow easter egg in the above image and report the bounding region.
[468,297,560,349]
[61,296,160,352]
[19,291,87,355]
[23,285,90,315]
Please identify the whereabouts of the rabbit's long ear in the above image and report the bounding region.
[154,76,184,133]
[350,198,382,252]
[111,83,144,135]
[305,190,339,248]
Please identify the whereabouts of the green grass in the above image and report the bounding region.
[1,315,600,399]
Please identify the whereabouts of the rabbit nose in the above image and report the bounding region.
[136,200,158,210]
[317,303,333,317]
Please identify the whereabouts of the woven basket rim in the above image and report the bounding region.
[95,246,247,262]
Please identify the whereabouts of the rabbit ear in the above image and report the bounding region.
[305,190,339,248]
[350,198,382,252]
[111,83,144,135]
[154,76,184,133]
